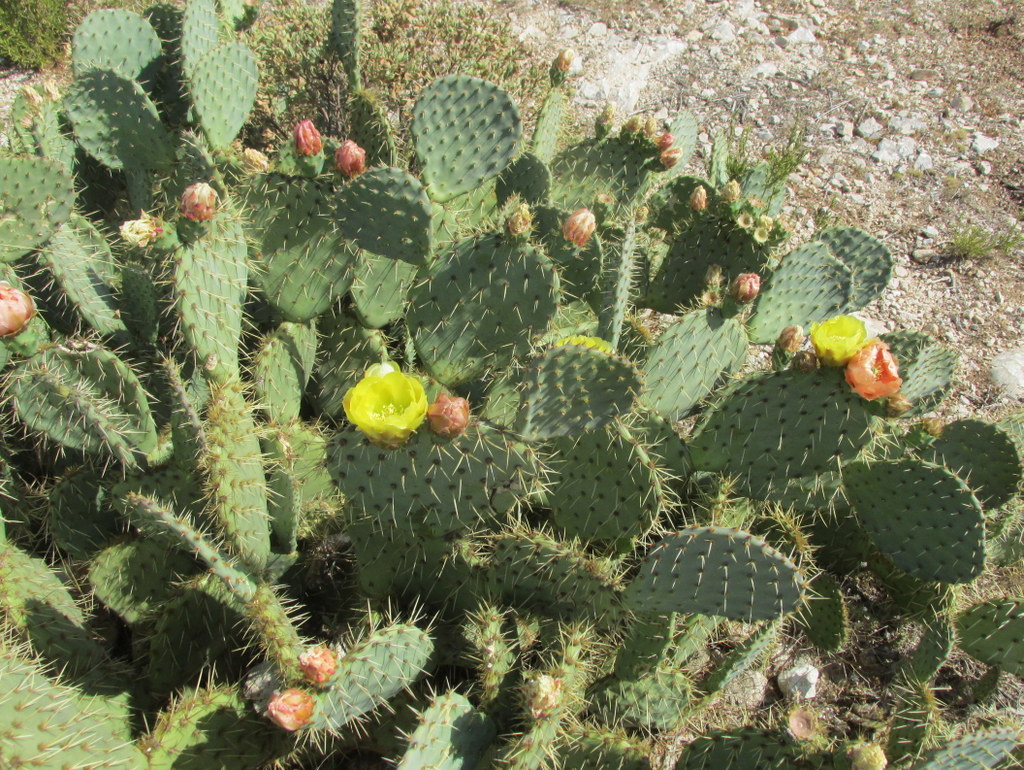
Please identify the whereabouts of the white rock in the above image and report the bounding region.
[890,116,927,135]
[990,348,1024,399]
[747,61,780,77]
[950,95,974,112]
[778,663,820,700]
[856,117,885,140]
[787,27,817,44]
[972,133,999,153]
[588,21,608,37]
[913,151,934,172]
[711,20,738,42]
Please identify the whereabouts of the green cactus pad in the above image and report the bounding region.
[561,727,650,770]
[336,166,432,264]
[532,205,603,304]
[956,598,1024,676]
[180,0,219,83]
[349,249,420,328]
[739,163,787,215]
[347,89,398,166]
[38,214,127,338]
[881,331,957,418]
[515,343,641,442]
[794,572,849,653]
[747,241,853,344]
[329,0,362,88]
[0,156,75,263]
[548,134,658,213]
[49,468,123,559]
[311,622,435,732]
[9,89,76,170]
[666,110,699,176]
[675,728,802,770]
[496,152,552,206]
[844,458,985,584]
[647,175,718,234]
[146,685,293,770]
[189,41,258,149]
[912,727,1022,770]
[88,537,199,625]
[312,307,389,419]
[247,176,354,322]
[72,9,162,82]
[65,69,174,170]
[547,423,668,550]
[409,233,559,386]
[625,527,809,622]
[903,616,954,683]
[397,692,495,770]
[7,344,158,466]
[530,86,567,163]
[590,664,694,731]
[689,368,876,499]
[412,75,521,202]
[815,226,892,311]
[252,321,317,424]
[174,217,248,378]
[924,419,1022,509]
[641,307,748,420]
[328,423,537,535]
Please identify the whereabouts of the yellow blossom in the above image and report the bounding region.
[552,335,612,353]
[343,364,428,448]
[809,315,868,367]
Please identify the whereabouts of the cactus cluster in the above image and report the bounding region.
[1,0,1022,767]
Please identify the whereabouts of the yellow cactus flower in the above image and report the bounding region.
[342,364,428,448]
[809,315,868,367]
[552,335,612,354]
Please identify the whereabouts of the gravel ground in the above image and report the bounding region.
[3,0,1022,421]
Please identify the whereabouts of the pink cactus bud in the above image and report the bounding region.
[0,283,36,337]
[554,48,575,72]
[180,182,218,221]
[266,688,315,731]
[427,393,471,439]
[656,132,675,151]
[777,324,805,354]
[690,186,708,211]
[660,147,684,169]
[298,646,337,685]
[730,272,760,303]
[293,120,323,156]
[335,140,367,178]
[562,208,596,247]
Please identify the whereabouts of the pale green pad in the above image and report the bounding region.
[956,598,1024,676]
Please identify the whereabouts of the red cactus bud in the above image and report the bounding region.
[562,208,596,247]
[335,140,367,178]
[777,324,805,354]
[427,393,471,439]
[660,147,684,169]
[293,120,322,156]
[298,646,337,685]
[730,272,760,303]
[554,48,575,72]
[266,688,314,731]
[656,132,675,151]
[0,282,36,337]
[180,182,218,221]
[690,186,708,211]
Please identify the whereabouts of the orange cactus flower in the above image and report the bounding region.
[844,340,902,400]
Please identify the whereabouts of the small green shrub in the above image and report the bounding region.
[0,0,68,69]
[946,223,1024,261]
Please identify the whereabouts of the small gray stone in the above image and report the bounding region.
[990,347,1024,399]
[890,116,927,135]
[971,133,999,154]
[921,225,940,239]
[872,138,902,164]
[787,27,817,44]
[711,20,737,42]
[910,68,938,81]
[950,95,974,112]
[588,21,608,36]
[724,670,769,710]
[837,120,855,138]
[778,663,820,700]
[856,117,885,140]
[913,151,934,172]
[911,248,938,264]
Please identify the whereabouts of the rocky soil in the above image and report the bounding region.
[2,0,1022,420]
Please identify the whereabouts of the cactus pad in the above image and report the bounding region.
[0,156,75,263]
[397,692,495,770]
[956,598,1024,676]
[912,727,1022,770]
[815,226,892,311]
[625,527,809,622]
[189,41,258,149]
[72,9,162,82]
[882,331,957,418]
[336,166,432,264]
[924,419,1021,509]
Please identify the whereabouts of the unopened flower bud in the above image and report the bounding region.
[595,103,616,137]
[656,132,675,151]
[0,283,36,337]
[266,688,315,731]
[506,204,532,236]
[704,264,723,288]
[777,325,805,354]
[181,182,218,221]
[848,742,888,770]
[293,120,322,156]
[562,208,596,247]
[660,147,684,169]
[792,350,819,373]
[642,116,659,138]
[427,392,471,439]
[690,186,708,211]
[920,418,944,437]
[119,211,164,247]
[554,48,575,72]
[886,393,913,417]
[622,115,644,134]
[335,139,366,178]
[730,272,760,303]
[525,674,563,720]
[298,646,337,686]
[721,179,742,202]
[241,148,270,174]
